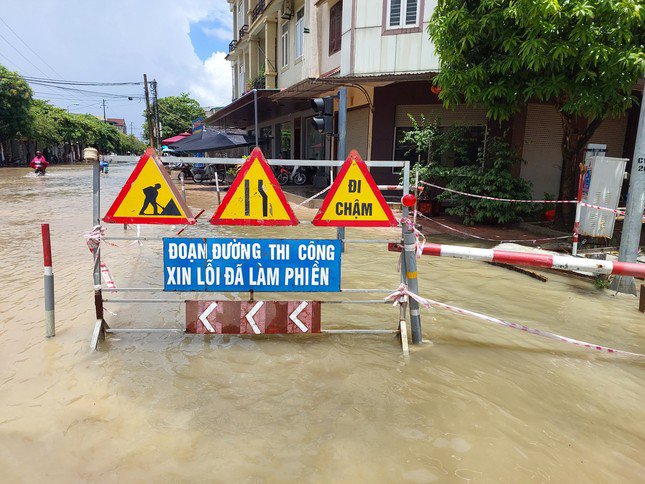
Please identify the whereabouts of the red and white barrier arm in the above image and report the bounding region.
[388,242,645,278]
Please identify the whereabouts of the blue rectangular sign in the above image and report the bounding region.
[164,238,342,292]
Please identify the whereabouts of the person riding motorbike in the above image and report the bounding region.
[30,151,49,175]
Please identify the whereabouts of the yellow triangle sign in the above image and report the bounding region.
[312,150,397,227]
[103,148,195,225]
[210,147,298,226]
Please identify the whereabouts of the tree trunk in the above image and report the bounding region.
[554,113,602,229]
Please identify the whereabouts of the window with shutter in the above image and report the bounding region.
[329,1,342,55]
[387,0,419,29]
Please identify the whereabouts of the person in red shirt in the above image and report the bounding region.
[30,151,49,175]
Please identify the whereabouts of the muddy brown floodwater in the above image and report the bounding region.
[0,164,644,482]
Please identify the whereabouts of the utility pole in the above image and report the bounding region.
[611,86,645,294]
[151,79,161,151]
[143,74,154,147]
[102,99,107,121]
[130,122,133,136]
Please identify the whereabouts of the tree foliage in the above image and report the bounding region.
[429,0,643,121]
[143,92,204,141]
[0,65,33,139]
[0,65,146,155]
[428,0,644,226]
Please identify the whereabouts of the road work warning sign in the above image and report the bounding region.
[312,150,397,227]
[103,148,195,225]
[210,147,298,226]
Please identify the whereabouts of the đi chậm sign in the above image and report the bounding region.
[164,238,341,292]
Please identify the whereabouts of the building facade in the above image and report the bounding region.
[210,0,639,191]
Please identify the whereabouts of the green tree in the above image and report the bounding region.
[428,0,644,227]
[143,92,204,142]
[0,65,32,141]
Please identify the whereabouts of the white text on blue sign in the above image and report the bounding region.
[163,238,342,292]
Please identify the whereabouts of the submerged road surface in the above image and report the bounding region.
[0,164,643,481]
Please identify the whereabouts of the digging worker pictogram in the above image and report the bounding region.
[140,183,162,215]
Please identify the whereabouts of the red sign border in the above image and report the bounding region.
[103,148,196,225]
[312,150,398,227]
[210,147,299,226]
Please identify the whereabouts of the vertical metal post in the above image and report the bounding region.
[181,177,187,202]
[214,172,222,205]
[402,160,422,344]
[41,224,55,337]
[611,88,645,294]
[254,89,259,147]
[92,158,101,286]
[337,87,348,252]
[572,169,584,256]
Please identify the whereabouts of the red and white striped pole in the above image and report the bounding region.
[41,223,55,337]
[388,242,645,278]
[572,167,585,256]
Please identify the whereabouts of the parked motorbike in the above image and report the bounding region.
[176,163,193,182]
[275,165,307,185]
[192,164,226,184]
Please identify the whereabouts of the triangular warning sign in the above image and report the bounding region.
[313,150,397,227]
[103,148,195,225]
[210,147,298,226]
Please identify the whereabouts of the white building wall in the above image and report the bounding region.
[342,0,440,76]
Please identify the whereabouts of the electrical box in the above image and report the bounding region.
[579,155,628,238]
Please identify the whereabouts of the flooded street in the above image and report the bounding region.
[0,163,643,482]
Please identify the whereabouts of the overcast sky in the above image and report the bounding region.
[0,0,233,138]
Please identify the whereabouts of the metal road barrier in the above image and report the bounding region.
[88,151,419,355]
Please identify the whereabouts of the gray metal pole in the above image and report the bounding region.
[402,160,422,343]
[337,87,348,251]
[254,89,259,147]
[611,88,645,294]
[92,157,101,286]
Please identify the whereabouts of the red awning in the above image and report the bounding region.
[162,132,191,144]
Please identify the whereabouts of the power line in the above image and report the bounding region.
[20,75,144,86]
[0,15,62,78]
[0,30,51,78]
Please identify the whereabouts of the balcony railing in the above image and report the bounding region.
[239,24,249,39]
[251,0,266,23]
[229,40,237,53]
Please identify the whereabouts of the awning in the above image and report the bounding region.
[205,89,312,128]
[269,72,437,101]
[169,130,253,153]
[162,132,191,144]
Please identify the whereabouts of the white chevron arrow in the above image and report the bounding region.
[199,302,218,333]
[289,301,309,332]
[245,301,264,334]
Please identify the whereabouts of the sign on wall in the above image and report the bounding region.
[164,238,341,292]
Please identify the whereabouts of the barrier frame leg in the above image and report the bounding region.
[90,287,110,350]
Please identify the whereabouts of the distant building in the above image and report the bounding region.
[105,118,127,135]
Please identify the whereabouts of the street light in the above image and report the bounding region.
[66,103,79,112]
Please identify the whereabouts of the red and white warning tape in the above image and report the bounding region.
[297,185,331,207]
[419,180,576,204]
[416,212,571,243]
[385,284,643,357]
[84,225,117,289]
[419,180,627,215]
